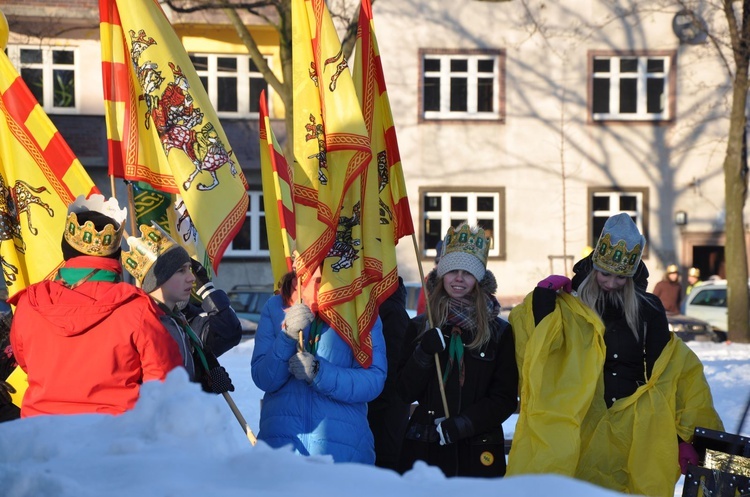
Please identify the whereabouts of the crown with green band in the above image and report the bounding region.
[63,194,126,257]
[592,232,643,276]
[441,223,490,266]
[121,223,178,284]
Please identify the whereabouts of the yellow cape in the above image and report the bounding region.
[507,291,723,497]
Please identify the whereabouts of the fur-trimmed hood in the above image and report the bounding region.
[424,267,498,296]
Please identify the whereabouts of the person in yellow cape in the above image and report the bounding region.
[507,213,723,497]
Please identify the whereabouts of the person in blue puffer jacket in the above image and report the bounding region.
[251,271,387,464]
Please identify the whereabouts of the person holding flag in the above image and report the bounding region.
[397,223,518,477]
[9,195,183,417]
[251,269,387,464]
[122,224,239,394]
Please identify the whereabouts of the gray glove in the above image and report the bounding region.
[283,303,315,341]
[288,351,319,383]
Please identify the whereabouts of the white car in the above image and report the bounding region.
[683,280,730,340]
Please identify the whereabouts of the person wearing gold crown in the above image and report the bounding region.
[396,223,518,478]
[9,194,183,417]
[122,223,239,394]
[506,213,723,497]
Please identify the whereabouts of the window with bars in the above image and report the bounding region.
[420,49,504,121]
[590,52,674,122]
[421,188,505,258]
[190,54,269,117]
[225,191,269,257]
[7,46,77,112]
[590,188,648,252]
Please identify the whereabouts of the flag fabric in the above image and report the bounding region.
[292,0,375,366]
[99,0,249,273]
[130,182,212,274]
[351,0,415,302]
[259,91,295,291]
[0,49,98,300]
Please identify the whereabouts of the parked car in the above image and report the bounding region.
[683,280,731,341]
[227,284,274,337]
[666,313,721,342]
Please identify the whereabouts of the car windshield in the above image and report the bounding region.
[690,288,726,307]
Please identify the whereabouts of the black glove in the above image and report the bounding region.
[202,366,234,394]
[191,259,214,299]
[434,415,471,446]
[0,380,15,405]
[419,327,445,355]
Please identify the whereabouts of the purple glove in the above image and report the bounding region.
[679,442,699,474]
[538,275,572,293]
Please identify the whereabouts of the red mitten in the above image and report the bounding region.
[537,275,572,293]
[679,442,699,474]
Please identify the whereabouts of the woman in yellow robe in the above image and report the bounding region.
[507,214,723,497]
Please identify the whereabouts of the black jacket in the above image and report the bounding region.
[367,278,412,470]
[397,310,518,477]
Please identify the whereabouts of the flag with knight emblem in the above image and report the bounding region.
[0,47,98,300]
[99,0,249,273]
[292,0,375,366]
[259,91,295,291]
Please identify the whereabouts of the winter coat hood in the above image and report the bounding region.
[425,267,498,296]
[14,279,158,338]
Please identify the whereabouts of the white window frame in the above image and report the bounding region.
[225,191,268,257]
[421,50,503,121]
[190,53,270,118]
[6,45,79,114]
[591,189,646,248]
[422,190,503,258]
[591,53,672,122]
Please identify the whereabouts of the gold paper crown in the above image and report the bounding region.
[592,233,643,277]
[441,223,490,266]
[121,223,178,284]
[63,194,127,256]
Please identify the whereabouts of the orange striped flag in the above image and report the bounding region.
[292,0,374,366]
[259,91,295,291]
[355,0,414,243]
[99,0,249,273]
[348,0,414,315]
[0,48,98,300]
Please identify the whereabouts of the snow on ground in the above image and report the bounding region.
[2,339,748,497]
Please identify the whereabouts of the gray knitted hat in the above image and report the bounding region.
[591,213,646,277]
[436,223,490,281]
[141,244,191,294]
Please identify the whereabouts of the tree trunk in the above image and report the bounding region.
[723,60,750,343]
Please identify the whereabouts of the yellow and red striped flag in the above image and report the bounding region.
[0,48,98,300]
[259,91,295,291]
[99,0,249,273]
[355,0,414,243]
[349,0,414,308]
[292,0,374,366]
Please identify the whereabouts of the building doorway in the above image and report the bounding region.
[691,245,725,280]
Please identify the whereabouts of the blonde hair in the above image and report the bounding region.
[426,275,492,350]
[577,270,640,341]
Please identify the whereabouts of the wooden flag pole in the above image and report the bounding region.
[411,232,449,419]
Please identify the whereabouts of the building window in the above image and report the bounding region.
[420,49,504,122]
[421,188,506,259]
[590,51,674,122]
[589,188,649,255]
[6,45,77,112]
[226,191,268,257]
[190,54,269,117]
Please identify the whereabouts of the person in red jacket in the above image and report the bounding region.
[9,194,182,417]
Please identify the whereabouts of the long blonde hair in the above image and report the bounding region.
[426,275,492,350]
[577,270,640,341]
